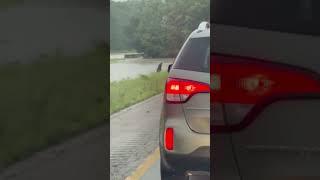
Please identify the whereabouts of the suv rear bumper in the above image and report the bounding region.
[160,104,210,154]
[161,146,210,172]
[160,102,210,172]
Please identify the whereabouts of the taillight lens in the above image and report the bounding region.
[211,54,320,132]
[211,54,320,104]
[165,128,174,150]
[165,78,210,103]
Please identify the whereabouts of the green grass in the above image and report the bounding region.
[0,47,107,168]
[110,72,168,114]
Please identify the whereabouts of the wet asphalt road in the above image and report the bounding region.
[140,159,161,180]
[110,94,162,180]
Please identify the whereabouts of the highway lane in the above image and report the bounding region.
[140,159,161,180]
[110,94,162,180]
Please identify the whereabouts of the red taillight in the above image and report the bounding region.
[211,54,320,133]
[211,54,320,104]
[165,128,174,150]
[165,78,210,103]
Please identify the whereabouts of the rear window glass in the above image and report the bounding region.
[173,37,210,73]
[212,0,320,36]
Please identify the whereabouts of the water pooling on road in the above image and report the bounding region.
[110,58,173,82]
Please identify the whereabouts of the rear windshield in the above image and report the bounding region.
[173,37,210,73]
[212,0,320,36]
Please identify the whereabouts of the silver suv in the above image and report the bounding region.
[159,22,210,179]
[212,0,320,179]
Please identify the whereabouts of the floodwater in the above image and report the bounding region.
[110,58,174,82]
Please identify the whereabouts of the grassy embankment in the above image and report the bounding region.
[110,72,167,114]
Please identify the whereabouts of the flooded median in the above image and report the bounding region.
[110,58,174,82]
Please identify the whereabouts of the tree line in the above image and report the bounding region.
[110,0,210,58]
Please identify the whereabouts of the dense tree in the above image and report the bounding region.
[110,0,210,57]
[110,1,139,51]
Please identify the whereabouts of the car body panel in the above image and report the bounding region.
[232,99,320,177]
[169,69,210,134]
[161,102,210,154]
[212,23,320,178]
[213,24,320,73]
